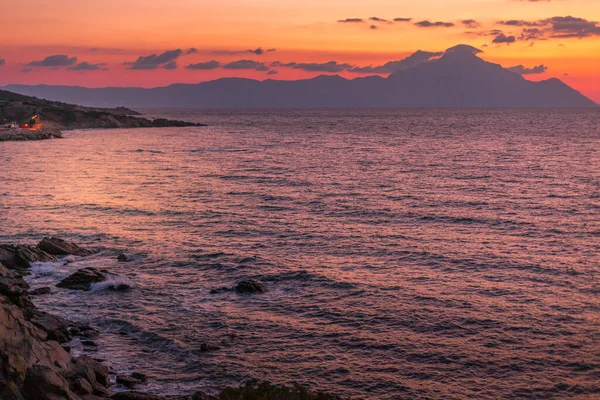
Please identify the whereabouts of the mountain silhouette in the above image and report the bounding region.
[4,45,597,108]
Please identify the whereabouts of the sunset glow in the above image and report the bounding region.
[1,0,599,101]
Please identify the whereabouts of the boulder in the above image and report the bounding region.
[0,263,34,311]
[235,280,266,294]
[38,237,94,257]
[116,375,138,388]
[66,356,110,393]
[22,365,77,400]
[117,253,132,262]
[0,244,56,270]
[57,268,106,291]
[31,286,52,296]
[130,373,147,383]
[29,310,73,343]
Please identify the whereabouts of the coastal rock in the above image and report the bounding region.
[22,365,77,400]
[199,342,221,352]
[235,280,266,294]
[0,263,34,310]
[0,244,57,270]
[67,356,111,395]
[209,287,231,294]
[38,237,94,257]
[130,373,147,383]
[31,286,52,296]
[29,310,73,343]
[117,253,133,262]
[111,392,166,400]
[116,375,138,388]
[57,268,107,291]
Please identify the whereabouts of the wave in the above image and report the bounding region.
[91,275,133,292]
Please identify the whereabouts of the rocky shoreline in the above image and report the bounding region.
[0,89,205,142]
[0,237,339,400]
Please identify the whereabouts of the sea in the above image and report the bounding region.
[1,109,599,399]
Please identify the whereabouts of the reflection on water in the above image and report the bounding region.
[1,109,599,399]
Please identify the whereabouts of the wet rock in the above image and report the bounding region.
[82,340,98,347]
[29,310,73,343]
[71,376,95,395]
[111,392,166,400]
[22,365,76,400]
[116,374,138,388]
[57,267,107,291]
[199,342,221,352]
[31,286,52,295]
[0,244,56,270]
[117,253,132,262]
[38,237,94,257]
[130,373,147,383]
[67,355,111,392]
[0,263,34,311]
[179,392,216,400]
[235,280,266,293]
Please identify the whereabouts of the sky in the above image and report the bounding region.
[0,0,599,102]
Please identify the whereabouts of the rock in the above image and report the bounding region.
[130,373,147,383]
[82,340,98,347]
[57,268,106,291]
[199,342,221,352]
[29,310,73,343]
[235,280,266,293]
[117,253,132,262]
[111,392,166,400]
[67,356,111,393]
[71,376,94,395]
[38,237,94,257]
[31,286,52,295]
[0,244,56,270]
[0,264,34,310]
[22,365,77,400]
[116,374,138,388]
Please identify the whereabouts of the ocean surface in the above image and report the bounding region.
[1,109,599,399]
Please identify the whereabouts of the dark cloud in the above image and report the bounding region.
[370,25,378,30]
[508,64,548,75]
[162,61,177,70]
[127,49,182,70]
[247,47,276,55]
[187,48,198,55]
[415,20,455,28]
[68,62,108,71]
[338,18,364,23]
[349,50,442,74]
[272,61,352,73]
[28,55,77,67]
[462,19,480,28]
[519,28,545,41]
[222,59,269,71]
[21,68,33,73]
[267,70,278,75]
[492,33,516,44]
[369,17,389,23]
[394,18,412,22]
[498,16,600,42]
[0,59,4,67]
[185,60,220,70]
[498,20,543,27]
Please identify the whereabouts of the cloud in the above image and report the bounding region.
[369,17,390,23]
[272,60,352,73]
[21,68,33,73]
[338,18,364,23]
[349,50,442,74]
[222,59,269,71]
[267,70,278,75]
[185,60,220,70]
[0,59,4,67]
[498,16,600,42]
[394,18,412,22]
[415,20,455,28]
[28,55,77,67]
[508,64,548,75]
[127,49,182,70]
[370,25,378,30]
[492,33,516,44]
[462,19,480,28]
[68,62,108,71]
[247,47,276,55]
[187,48,198,55]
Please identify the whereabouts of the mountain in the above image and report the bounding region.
[3,45,597,108]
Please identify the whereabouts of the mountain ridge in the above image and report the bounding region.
[3,45,597,109]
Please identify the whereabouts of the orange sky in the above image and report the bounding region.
[1,0,599,102]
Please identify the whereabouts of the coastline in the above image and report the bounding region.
[0,238,339,400]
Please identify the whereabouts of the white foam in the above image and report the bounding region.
[91,274,133,292]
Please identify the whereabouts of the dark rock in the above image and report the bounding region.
[199,342,221,352]
[31,286,52,295]
[57,267,106,291]
[38,237,94,257]
[67,355,111,392]
[111,392,166,400]
[82,340,98,347]
[179,392,217,400]
[29,310,73,343]
[116,374,138,388]
[130,373,147,383]
[235,280,266,293]
[22,365,76,400]
[0,264,34,310]
[117,253,132,262]
[0,244,56,270]
[71,376,95,395]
